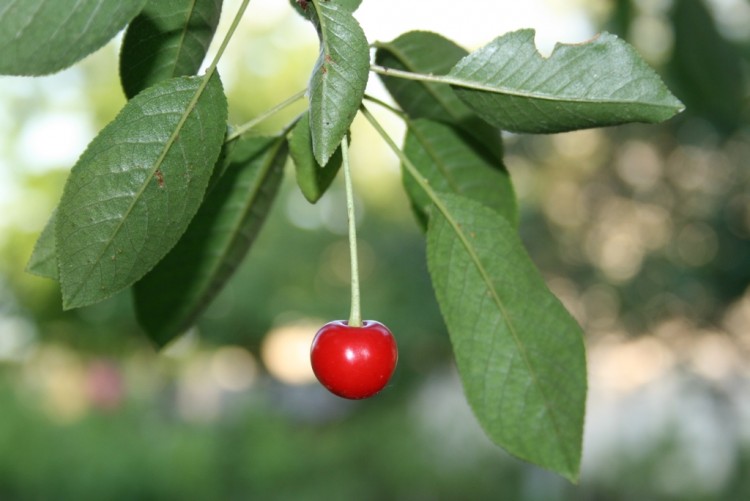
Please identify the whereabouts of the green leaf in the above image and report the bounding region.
[55,73,228,310]
[0,0,148,76]
[289,110,342,203]
[289,0,362,17]
[306,0,369,165]
[28,131,231,284]
[120,0,223,99]
[134,135,287,346]
[447,29,684,133]
[204,130,236,193]
[26,209,58,280]
[375,31,502,160]
[375,31,468,119]
[669,0,743,135]
[426,193,586,481]
[336,0,363,12]
[403,119,516,228]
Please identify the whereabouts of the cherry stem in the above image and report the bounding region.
[342,136,362,328]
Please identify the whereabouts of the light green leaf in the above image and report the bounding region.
[374,30,503,162]
[403,119,516,228]
[427,193,586,481]
[56,73,228,310]
[134,135,287,346]
[307,0,369,165]
[26,209,58,280]
[0,0,147,76]
[336,0,363,12]
[289,110,342,203]
[448,29,684,133]
[120,0,223,99]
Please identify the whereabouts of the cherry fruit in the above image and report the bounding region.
[310,320,398,399]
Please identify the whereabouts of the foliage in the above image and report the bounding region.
[2,0,684,481]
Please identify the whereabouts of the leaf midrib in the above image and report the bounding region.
[166,137,284,335]
[373,65,678,109]
[432,196,575,474]
[200,139,283,298]
[407,120,462,194]
[360,104,576,474]
[169,0,200,78]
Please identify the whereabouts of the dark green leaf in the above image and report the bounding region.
[134,135,287,346]
[403,119,516,228]
[448,29,684,133]
[307,0,369,165]
[375,31,468,120]
[427,193,586,481]
[26,209,58,280]
[120,0,223,99]
[0,0,147,76]
[668,0,743,135]
[375,31,502,160]
[205,129,236,194]
[289,110,342,203]
[56,73,228,310]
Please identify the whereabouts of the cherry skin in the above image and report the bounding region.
[310,320,398,399]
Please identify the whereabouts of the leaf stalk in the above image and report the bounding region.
[227,89,307,142]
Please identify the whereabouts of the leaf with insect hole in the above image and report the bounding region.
[447,29,684,133]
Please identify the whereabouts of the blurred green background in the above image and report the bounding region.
[1,0,750,499]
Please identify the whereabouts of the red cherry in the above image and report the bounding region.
[310,320,398,399]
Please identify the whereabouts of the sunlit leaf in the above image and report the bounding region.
[55,74,227,310]
[427,193,586,481]
[0,0,147,75]
[403,118,516,228]
[448,29,684,133]
[120,0,223,99]
[335,0,363,12]
[306,0,369,165]
[134,135,287,346]
[289,110,342,203]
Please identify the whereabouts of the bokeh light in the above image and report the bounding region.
[261,321,318,385]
